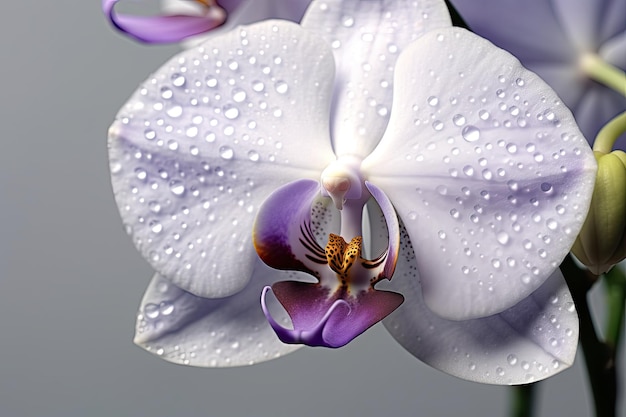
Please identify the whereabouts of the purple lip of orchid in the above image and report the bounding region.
[254,178,403,348]
[102,0,226,43]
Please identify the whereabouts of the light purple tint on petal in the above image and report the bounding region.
[302,0,451,158]
[364,28,596,320]
[600,32,626,74]
[366,182,399,279]
[108,20,336,298]
[449,0,575,63]
[134,266,301,367]
[253,179,329,275]
[103,0,226,43]
[574,86,626,150]
[263,282,403,347]
[383,226,578,384]
[597,0,626,45]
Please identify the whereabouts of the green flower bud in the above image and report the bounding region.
[572,150,626,275]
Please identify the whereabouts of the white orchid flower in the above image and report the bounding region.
[449,0,626,146]
[108,0,596,384]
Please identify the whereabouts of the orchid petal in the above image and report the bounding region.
[301,0,451,158]
[596,0,626,45]
[103,0,226,43]
[162,0,311,45]
[109,20,336,297]
[253,179,338,279]
[134,265,301,367]
[600,31,626,76]
[382,226,578,385]
[448,0,575,64]
[263,282,403,348]
[574,86,626,149]
[366,182,399,278]
[551,0,608,51]
[364,28,596,320]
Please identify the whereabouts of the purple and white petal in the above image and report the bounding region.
[302,0,451,158]
[449,0,575,64]
[382,226,578,385]
[135,265,302,367]
[263,281,403,348]
[162,0,312,45]
[103,0,226,43]
[253,179,338,279]
[109,20,336,298]
[364,28,596,320]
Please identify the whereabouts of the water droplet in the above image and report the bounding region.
[275,80,289,94]
[232,88,246,102]
[145,303,159,319]
[516,78,525,87]
[453,114,466,126]
[547,218,558,230]
[171,73,186,87]
[247,150,260,161]
[427,96,439,106]
[160,87,173,99]
[252,80,265,92]
[342,16,354,27]
[479,109,490,120]
[160,301,174,315]
[497,231,510,245]
[224,105,240,120]
[540,182,553,193]
[462,125,480,142]
[507,354,518,366]
[167,106,183,118]
[149,221,163,234]
[219,146,234,160]
[169,180,185,196]
[432,120,443,131]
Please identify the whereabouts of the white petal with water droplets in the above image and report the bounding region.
[383,227,579,385]
[364,28,596,319]
[302,0,451,158]
[135,264,303,367]
[109,20,336,297]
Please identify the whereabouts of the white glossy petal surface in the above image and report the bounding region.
[135,265,301,367]
[109,20,336,297]
[302,0,451,158]
[364,28,596,319]
[383,227,579,385]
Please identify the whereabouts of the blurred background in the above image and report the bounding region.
[0,1,622,416]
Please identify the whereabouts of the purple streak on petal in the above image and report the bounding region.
[262,282,404,348]
[366,181,399,279]
[103,0,226,43]
[253,179,324,274]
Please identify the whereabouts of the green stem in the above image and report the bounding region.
[561,256,616,417]
[509,384,537,417]
[604,266,626,351]
[593,111,626,154]
[580,53,626,97]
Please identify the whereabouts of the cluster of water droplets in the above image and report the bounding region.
[394,30,591,296]
[384,225,578,384]
[109,23,320,292]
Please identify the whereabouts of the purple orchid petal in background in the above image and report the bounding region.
[449,0,626,146]
[103,0,227,43]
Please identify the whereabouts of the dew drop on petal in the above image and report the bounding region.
[427,96,439,106]
[274,80,289,94]
[219,146,234,160]
[462,125,480,142]
[169,181,185,196]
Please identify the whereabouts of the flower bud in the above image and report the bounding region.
[572,150,626,275]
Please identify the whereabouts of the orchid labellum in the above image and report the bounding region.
[108,0,596,384]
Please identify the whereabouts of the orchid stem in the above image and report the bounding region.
[580,53,626,98]
[604,265,625,355]
[561,256,616,417]
[593,111,626,154]
[509,383,536,417]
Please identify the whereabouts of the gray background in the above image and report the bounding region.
[0,1,622,416]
